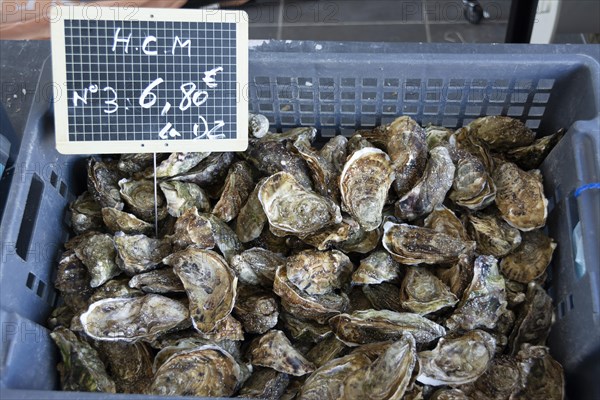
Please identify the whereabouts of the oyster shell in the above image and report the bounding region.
[423,205,469,241]
[305,335,347,367]
[446,255,507,331]
[159,180,210,217]
[202,212,244,262]
[94,341,153,394]
[514,345,564,400]
[249,113,270,138]
[400,267,459,315]
[467,210,522,257]
[505,128,565,170]
[386,116,428,196]
[320,134,348,173]
[273,265,350,324]
[119,178,167,222]
[329,309,446,346]
[395,146,455,221]
[114,232,171,275]
[149,345,242,397]
[509,282,553,354]
[261,126,316,144]
[500,230,556,283]
[169,207,215,251]
[128,268,184,294]
[336,223,382,254]
[233,287,279,334]
[340,147,395,231]
[382,221,475,265]
[50,327,116,393]
[230,247,284,287]
[70,191,103,235]
[199,314,245,342]
[73,233,121,287]
[417,330,496,386]
[347,133,375,155]
[88,276,143,304]
[300,216,357,251]
[248,330,316,376]
[80,294,189,342]
[352,250,400,285]
[464,355,521,400]
[169,152,234,187]
[236,178,268,242]
[152,152,210,178]
[259,172,342,236]
[55,251,93,311]
[212,161,254,222]
[101,208,153,236]
[430,389,470,400]
[286,250,353,295]
[163,248,237,333]
[117,153,156,175]
[493,161,548,231]
[362,283,404,312]
[448,150,496,211]
[87,158,123,209]
[435,255,473,299]
[239,367,290,399]
[294,135,339,201]
[280,312,332,343]
[426,125,453,149]
[461,116,536,152]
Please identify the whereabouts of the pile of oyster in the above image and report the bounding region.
[50,114,566,399]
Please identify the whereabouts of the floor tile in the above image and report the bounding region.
[282,23,428,42]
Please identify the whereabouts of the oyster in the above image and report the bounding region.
[336,223,382,254]
[446,255,507,331]
[417,330,496,386]
[467,210,522,257]
[159,181,210,217]
[300,216,357,251]
[505,128,565,170]
[347,133,375,155]
[274,265,350,324]
[239,367,290,399]
[320,134,348,173]
[261,126,316,144]
[400,267,458,315]
[199,315,244,342]
[352,250,400,285]
[305,335,347,367]
[169,207,215,251]
[259,172,342,236]
[149,345,242,397]
[70,191,103,235]
[386,116,428,196]
[234,287,279,334]
[80,295,189,342]
[101,208,153,236]
[248,330,316,376]
[50,327,116,393]
[88,276,143,304]
[435,255,473,299]
[152,152,210,178]
[464,355,521,400]
[382,221,475,265]
[506,280,527,308]
[362,283,404,312]
[87,158,123,209]
[426,125,453,149]
[119,178,167,222]
[493,161,548,231]
[55,251,93,312]
[94,341,153,394]
[212,161,254,222]
[340,147,395,231]
[500,230,556,283]
[202,212,244,263]
[423,205,469,241]
[280,312,332,343]
[163,248,237,333]
[294,135,339,201]
[73,233,121,287]
[329,309,445,346]
[286,250,353,295]
[430,389,470,400]
[249,113,270,138]
[448,150,496,211]
[48,306,76,330]
[395,146,455,221]
[236,178,268,243]
[117,153,156,175]
[461,116,536,152]
[169,152,234,187]
[230,247,285,287]
[509,282,554,354]
[128,268,184,294]
[514,345,564,400]
[114,232,171,275]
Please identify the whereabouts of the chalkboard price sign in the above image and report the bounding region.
[51,7,248,154]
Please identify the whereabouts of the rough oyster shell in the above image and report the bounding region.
[117,153,156,175]
[199,314,244,342]
[101,208,153,236]
[73,233,121,287]
[500,230,556,283]
[286,250,353,295]
[362,283,404,312]
[493,161,548,231]
[119,178,167,222]
[159,180,210,217]
[509,282,554,354]
[163,248,237,333]
[329,309,446,346]
[434,255,473,300]
[340,147,395,231]
[152,152,210,178]
[448,150,496,211]
[169,152,234,187]
[319,134,348,173]
[505,128,565,170]
[169,207,216,251]
[423,205,469,241]
[55,250,93,311]
[464,355,521,400]
[236,178,268,243]
[88,276,143,304]
[400,267,458,315]
[352,250,400,285]
[248,330,316,376]
[87,158,123,209]
[212,161,254,222]
[294,135,339,201]
[94,341,153,394]
[305,335,347,367]
[467,210,522,257]
[239,367,290,399]
[80,294,189,342]
[426,125,453,149]
[395,146,455,221]
[280,312,332,343]
[417,330,496,386]
[50,327,116,393]
[514,345,564,400]
[382,221,475,265]
[230,247,284,287]
[259,172,342,236]
[446,255,507,331]
[430,389,470,400]
[461,116,536,152]
[201,212,244,263]
[114,232,172,275]
[70,191,103,235]
[249,113,270,138]
[128,268,184,294]
[233,287,279,334]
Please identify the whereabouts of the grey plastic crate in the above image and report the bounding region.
[1,41,599,400]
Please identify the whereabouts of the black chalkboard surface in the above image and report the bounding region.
[51,7,248,154]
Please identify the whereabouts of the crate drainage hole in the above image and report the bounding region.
[59,181,68,198]
[36,280,46,298]
[50,171,58,188]
[26,272,36,289]
[16,174,43,261]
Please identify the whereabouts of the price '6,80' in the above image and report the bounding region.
[139,75,225,140]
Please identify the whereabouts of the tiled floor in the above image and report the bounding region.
[227,0,511,43]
